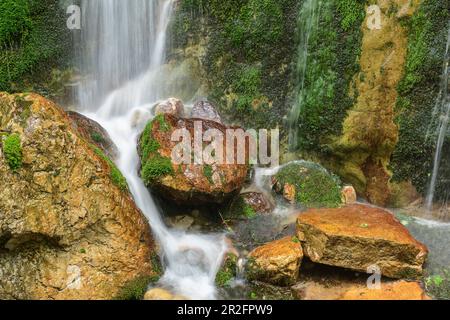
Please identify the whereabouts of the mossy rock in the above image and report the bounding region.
[273,161,343,208]
[114,275,160,300]
[215,253,238,288]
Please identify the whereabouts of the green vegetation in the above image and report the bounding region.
[227,195,257,220]
[203,164,214,184]
[391,0,449,197]
[114,275,160,300]
[139,117,174,186]
[293,0,365,153]
[426,270,450,300]
[275,162,342,208]
[171,0,299,129]
[3,133,22,171]
[92,146,128,191]
[141,156,173,186]
[0,0,70,94]
[90,132,104,144]
[215,253,237,287]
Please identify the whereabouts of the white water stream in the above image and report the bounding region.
[77,0,228,299]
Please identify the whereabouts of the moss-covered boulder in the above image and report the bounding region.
[272,161,343,208]
[0,92,157,300]
[227,192,274,220]
[138,113,248,205]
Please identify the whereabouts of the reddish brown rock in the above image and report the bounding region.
[139,113,248,205]
[241,192,274,214]
[247,237,303,286]
[296,204,428,279]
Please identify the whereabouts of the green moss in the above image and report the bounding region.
[275,161,342,208]
[2,133,22,171]
[203,164,214,184]
[293,0,365,153]
[92,146,128,191]
[0,0,71,94]
[227,195,257,220]
[90,132,104,144]
[150,252,164,277]
[426,270,450,300]
[141,156,174,186]
[215,253,238,287]
[391,0,449,197]
[114,275,160,300]
[171,0,300,129]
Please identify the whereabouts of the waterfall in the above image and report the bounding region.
[76,0,228,299]
[288,0,321,149]
[426,25,450,210]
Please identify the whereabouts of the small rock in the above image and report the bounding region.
[247,236,303,286]
[341,185,357,204]
[144,288,186,300]
[154,98,185,117]
[191,100,222,124]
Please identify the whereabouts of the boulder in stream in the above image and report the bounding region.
[138,113,248,205]
[0,93,157,300]
[296,204,428,279]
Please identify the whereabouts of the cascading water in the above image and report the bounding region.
[288,0,321,149]
[76,0,228,299]
[426,25,450,210]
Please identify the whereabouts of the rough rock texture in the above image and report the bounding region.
[67,111,118,159]
[0,93,156,300]
[139,113,248,205]
[296,204,428,279]
[240,192,274,214]
[330,0,419,206]
[144,288,186,300]
[341,186,357,205]
[191,100,222,124]
[292,280,430,300]
[154,98,185,117]
[247,237,303,286]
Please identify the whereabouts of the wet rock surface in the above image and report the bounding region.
[297,204,428,279]
[0,93,156,300]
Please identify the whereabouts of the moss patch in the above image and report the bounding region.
[391,0,450,198]
[275,162,342,208]
[425,270,450,300]
[2,133,22,171]
[215,253,238,288]
[92,146,128,191]
[114,275,160,300]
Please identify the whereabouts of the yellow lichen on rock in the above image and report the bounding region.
[332,0,419,206]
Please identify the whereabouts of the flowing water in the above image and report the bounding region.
[77,0,228,299]
[288,0,321,149]
[426,26,450,210]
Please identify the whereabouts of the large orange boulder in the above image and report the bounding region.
[296,204,428,279]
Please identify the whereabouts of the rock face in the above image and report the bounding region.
[67,111,118,159]
[292,280,430,300]
[341,185,357,205]
[0,93,156,300]
[240,192,274,214]
[138,113,248,204]
[144,288,186,300]
[191,100,222,124]
[296,204,428,279]
[272,161,343,208]
[153,98,185,117]
[247,237,303,286]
